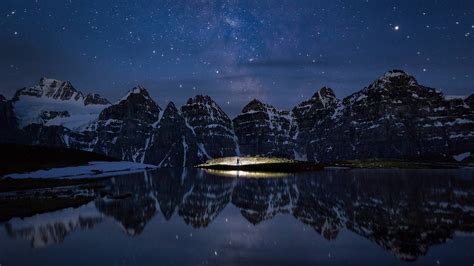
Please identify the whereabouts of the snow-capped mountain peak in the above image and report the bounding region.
[11,78,109,130]
[312,87,336,99]
[311,87,338,109]
[13,77,83,102]
[367,70,418,91]
[118,85,153,103]
[183,95,231,123]
[241,98,272,113]
[84,93,110,106]
[163,101,179,116]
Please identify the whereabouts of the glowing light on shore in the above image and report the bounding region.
[199,156,296,167]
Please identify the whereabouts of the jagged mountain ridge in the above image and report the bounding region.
[1,70,473,166]
[303,70,474,162]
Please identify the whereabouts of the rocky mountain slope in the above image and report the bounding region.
[0,70,472,166]
[0,94,22,143]
[298,70,473,162]
[233,99,297,158]
[93,86,161,161]
[144,102,200,168]
[181,95,239,158]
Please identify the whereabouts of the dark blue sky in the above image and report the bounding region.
[1,0,473,115]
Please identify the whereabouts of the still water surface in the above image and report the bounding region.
[1,168,474,265]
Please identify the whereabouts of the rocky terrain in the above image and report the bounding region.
[233,99,296,158]
[0,70,472,166]
[300,71,474,162]
[0,94,21,143]
[181,95,239,158]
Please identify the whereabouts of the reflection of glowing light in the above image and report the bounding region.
[203,169,292,179]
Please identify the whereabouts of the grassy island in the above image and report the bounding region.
[195,156,323,172]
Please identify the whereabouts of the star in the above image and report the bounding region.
[0,0,472,112]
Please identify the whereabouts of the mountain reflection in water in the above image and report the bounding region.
[1,168,474,265]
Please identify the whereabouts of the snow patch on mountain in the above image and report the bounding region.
[453,152,471,162]
[445,95,467,101]
[6,161,157,179]
[13,93,107,130]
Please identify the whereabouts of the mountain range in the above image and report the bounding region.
[0,70,473,166]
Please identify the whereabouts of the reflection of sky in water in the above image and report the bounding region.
[1,168,474,265]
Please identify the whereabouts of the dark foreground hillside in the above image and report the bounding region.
[0,144,117,176]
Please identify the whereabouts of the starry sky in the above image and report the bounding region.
[1,0,473,115]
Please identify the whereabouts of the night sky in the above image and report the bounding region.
[1,0,473,115]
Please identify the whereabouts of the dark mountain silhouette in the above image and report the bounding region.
[1,70,472,166]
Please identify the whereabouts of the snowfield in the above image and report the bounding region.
[13,95,107,130]
[5,161,157,179]
[454,152,471,162]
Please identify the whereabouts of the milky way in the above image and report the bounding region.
[1,0,473,115]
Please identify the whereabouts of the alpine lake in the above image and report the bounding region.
[1,164,474,265]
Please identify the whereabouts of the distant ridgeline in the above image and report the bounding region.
[0,70,473,166]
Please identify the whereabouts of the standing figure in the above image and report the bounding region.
[236,158,240,165]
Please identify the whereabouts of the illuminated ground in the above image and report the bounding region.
[195,156,323,175]
[198,156,297,166]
